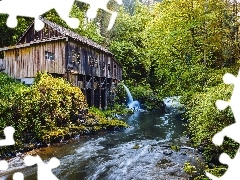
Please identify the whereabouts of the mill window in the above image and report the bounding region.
[45,51,54,61]
[114,64,117,77]
[94,58,98,68]
[72,50,76,63]
[88,56,94,66]
[76,53,81,63]
[72,51,81,64]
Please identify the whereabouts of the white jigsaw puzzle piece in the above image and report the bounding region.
[0,0,122,31]
[0,126,15,146]
[212,122,240,146]
[224,69,240,121]
[207,68,240,179]
[206,148,240,179]
[24,155,60,180]
[0,160,8,171]
[212,69,240,146]
[0,126,16,176]
[0,0,79,31]
[12,172,24,180]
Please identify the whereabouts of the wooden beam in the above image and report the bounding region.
[84,75,87,99]
[91,69,94,107]
[99,77,101,109]
[0,37,67,51]
[105,78,108,110]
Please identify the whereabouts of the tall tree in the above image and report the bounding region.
[143,0,240,96]
[107,1,153,82]
[43,3,104,44]
[0,15,32,58]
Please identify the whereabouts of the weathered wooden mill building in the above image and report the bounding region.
[0,16,122,109]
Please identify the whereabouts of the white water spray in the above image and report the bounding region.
[122,84,141,110]
[122,84,133,103]
[163,96,181,109]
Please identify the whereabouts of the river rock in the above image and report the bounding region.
[156,158,174,169]
[163,150,173,156]
[181,151,187,155]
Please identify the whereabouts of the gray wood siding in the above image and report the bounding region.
[67,40,122,80]
[4,40,66,79]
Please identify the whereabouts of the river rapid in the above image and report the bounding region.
[0,108,203,180]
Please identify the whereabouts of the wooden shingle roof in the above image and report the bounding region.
[39,16,113,54]
[14,16,112,54]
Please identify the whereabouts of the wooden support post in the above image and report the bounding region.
[110,78,113,110]
[67,71,71,83]
[91,88,94,107]
[99,77,101,109]
[91,68,94,107]
[105,88,107,110]
[83,75,87,98]
[105,78,108,110]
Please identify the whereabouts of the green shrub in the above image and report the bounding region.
[183,83,238,162]
[0,72,128,153]
[0,72,88,144]
[115,83,127,105]
[31,72,87,128]
[0,73,29,143]
[88,107,128,129]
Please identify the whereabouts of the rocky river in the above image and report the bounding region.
[0,105,204,180]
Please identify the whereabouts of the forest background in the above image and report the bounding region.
[1,0,240,178]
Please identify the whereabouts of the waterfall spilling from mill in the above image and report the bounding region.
[122,84,141,110]
[123,84,133,103]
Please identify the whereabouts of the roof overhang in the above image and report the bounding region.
[0,36,67,51]
[1,16,114,55]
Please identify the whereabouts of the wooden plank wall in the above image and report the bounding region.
[66,40,123,109]
[0,59,5,71]
[4,38,122,82]
[4,40,66,79]
[67,40,123,81]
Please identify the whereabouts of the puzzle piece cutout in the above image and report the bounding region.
[206,68,240,179]
[0,126,21,179]
[0,160,8,171]
[0,126,60,179]
[12,172,24,180]
[0,0,122,31]
[0,126,15,146]
[206,149,240,179]
[0,0,79,31]
[0,153,24,180]
[211,70,240,146]
[24,155,60,180]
